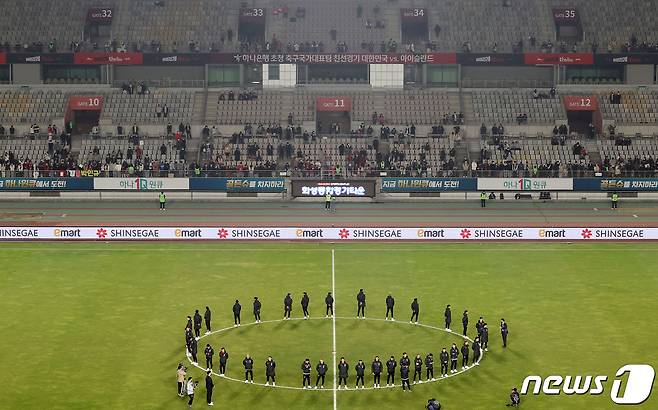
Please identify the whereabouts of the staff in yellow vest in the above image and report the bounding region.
[325,193,332,211]
[480,192,487,208]
[611,192,619,209]
[159,191,166,211]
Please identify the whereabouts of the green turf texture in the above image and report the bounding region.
[1,242,657,410]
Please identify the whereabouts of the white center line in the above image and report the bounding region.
[331,248,337,410]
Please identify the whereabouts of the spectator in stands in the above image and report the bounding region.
[166,122,173,135]
[434,25,441,38]
[228,91,235,101]
[0,124,4,136]
[156,104,162,118]
[587,123,597,139]
[549,87,556,98]
[163,104,169,118]
[91,125,100,136]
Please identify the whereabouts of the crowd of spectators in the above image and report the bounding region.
[121,81,149,95]
[218,90,258,101]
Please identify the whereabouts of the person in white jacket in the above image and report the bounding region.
[186,377,198,407]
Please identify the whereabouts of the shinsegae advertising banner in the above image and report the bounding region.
[477,178,573,191]
[381,178,476,192]
[93,178,189,191]
[0,227,654,241]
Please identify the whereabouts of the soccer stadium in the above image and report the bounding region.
[1,1,658,409]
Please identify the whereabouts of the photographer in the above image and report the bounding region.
[427,397,441,410]
[507,387,520,407]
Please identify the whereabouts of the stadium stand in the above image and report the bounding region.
[102,89,195,125]
[471,89,567,125]
[598,90,658,124]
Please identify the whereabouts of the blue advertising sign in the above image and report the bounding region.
[189,178,286,192]
[0,178,93,191]
[381,178,476,192]
[573,178,658,191]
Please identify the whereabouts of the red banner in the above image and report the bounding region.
[563,95,598,111]
[74,52,143,65]
[0,52,6,65]
[524,53,593,65]
[69,95,104,111]
[316,97,352,112]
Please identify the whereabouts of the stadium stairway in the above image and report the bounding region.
[461,92,474,124]
[192,92,207,124]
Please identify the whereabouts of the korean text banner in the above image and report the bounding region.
[381,178,476,192]
[189,178,285,192]
[477,178,573,191]
[291,180,376,197]
[0,178,93,191]
[93,178,189,190]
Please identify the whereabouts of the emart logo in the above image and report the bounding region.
[521,364,655,404]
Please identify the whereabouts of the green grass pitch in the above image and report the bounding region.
[1,242,657,409]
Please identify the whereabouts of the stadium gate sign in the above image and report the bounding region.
[0,227,655,241]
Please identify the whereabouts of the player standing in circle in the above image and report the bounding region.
[481,323,489,351]
[338,357,349,389]
[462,310,469,336]
[204,306,212,334]
[204,344,214,370]
[461,341,470,370]
[413,354,423,384]
[425,353,435,381]
[232,300,241,327]
[472,337,481,365]
[385,294,395,321]
[386,355,397,386]
[243,354,254,383]
[159,191,166,211]
[218,347,229,376]
[325,292,334,317]
[500,318,509,348]
[193,310,202,338]
[444,304,452,331]
[372,356,383,388]
[439,348,449,377]
[355,359,366,389]
[449,343,459,373]
[265,356,276,386]
[205,370,214,406]
[400,363,411,391]
[315,359,328,389]
[283,293,293,320]
[356,289,366,319]
[301,358,312,389]
[253,297,262,323]
[301,292,310,319]
[410,298,419,324]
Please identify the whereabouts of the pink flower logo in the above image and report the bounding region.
[581,229,592,239]
[460,229,471,239]
[339,229,350,239]
[96,228,107,239]
[217,229,229,239]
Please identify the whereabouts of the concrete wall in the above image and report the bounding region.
[625,65,655,85]
[262,64,297,88]
[11,64,42,84]
[369,64,404,89]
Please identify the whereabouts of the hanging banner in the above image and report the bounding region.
[93,178,189,190]
[524,53,593,65]
[74,52,143,65]
[381,178,476,192]
[477,178,573,191]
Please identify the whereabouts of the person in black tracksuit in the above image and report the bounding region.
[472,337,481,364]
[501,318,509,348]
[385,295,395,320]
[233,300,241,326]
[400,365,411,391]
[410,298,419,323]
[316,359,328,388]
[325,292,334,317]
[193,309,202,338]
[355,360,365,388]
[204,306,212,333]
[186,315,193,332]
[357,289,366,318]
[253,297,262,323]
[265,357,276,386]
[283,293,293,319]
[400,353,411,369]
[204,344,214,370]
[338,358,349,389]
[205,370,214,405]
[413,354,423,383]
[450,344,459,373]
[462,310,469,336]
[243,355,254,382]
[190,337,198,364]
[439,348,449,377]
[481,324,489,351]
[461,341,470,369]
[386,356,397,386]
[218,347,229,376]
[185,327,193,353]
[301,292,310,318]
[476,317,484,339]
[302,359,312,388]
[444,304,452,330]
[372,356,383,388]
[425,353,435,380]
